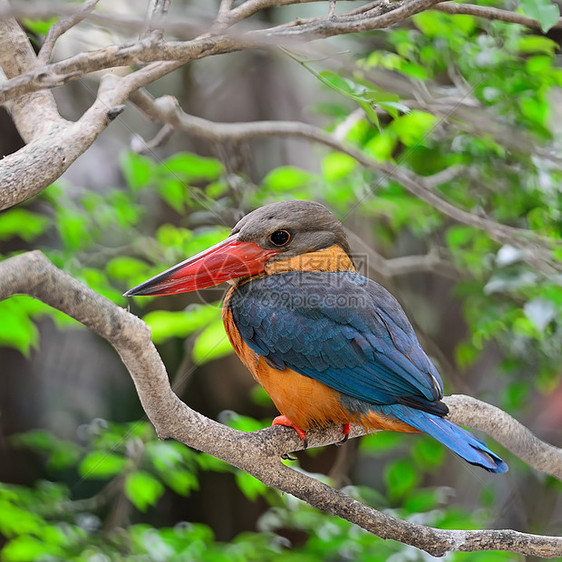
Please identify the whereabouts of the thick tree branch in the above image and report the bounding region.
[0,67,180,210]
[0,35,253,106]
[3,0,558,115]
[1,251,561,557]
[0,12,212,210]
[0,0,442,106]
[0,0,64,141]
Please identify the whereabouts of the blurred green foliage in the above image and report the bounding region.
[0,420,514,561]
[1,7,561,561]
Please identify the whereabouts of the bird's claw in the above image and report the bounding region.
[335,422,351,446]
[272,415,308,449]
[281,453,297,461]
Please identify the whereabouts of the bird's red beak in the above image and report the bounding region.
[124,234,280,297]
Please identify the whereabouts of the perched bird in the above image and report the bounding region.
[125,200,507,473]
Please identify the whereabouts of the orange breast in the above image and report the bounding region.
[223,290,419,434]
[223,297,350,430]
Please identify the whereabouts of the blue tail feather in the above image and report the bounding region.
[380,404,508,474]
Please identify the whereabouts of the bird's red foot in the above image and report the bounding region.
[272,415,308,447]
[336,423,351,446]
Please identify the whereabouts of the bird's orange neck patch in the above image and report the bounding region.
[265,244,355,275]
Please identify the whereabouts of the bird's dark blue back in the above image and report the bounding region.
[229,271,446,416]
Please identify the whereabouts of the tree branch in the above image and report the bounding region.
[0,65,181,210]
[0,0,443,106]
[0,250,561,558]
[435,2,562,30]
[2,2,205,38]
[129,91,561,274]
[0,34,254,106]
[262,0,444,37]
[142,0,172,40]
[0,13,216,210]
[444,395,562,481]
[37,0,100,65]
[0,0,64,141]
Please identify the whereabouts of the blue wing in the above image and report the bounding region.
[229,271,445,415]
[230,271,509,473]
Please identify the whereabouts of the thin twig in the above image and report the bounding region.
[142,0,172,40]
[37,0,100,65]
[130,123,175,154]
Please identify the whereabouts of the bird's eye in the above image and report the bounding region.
[269,229,291,247]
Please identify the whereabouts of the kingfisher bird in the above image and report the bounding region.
[125,200,507,473]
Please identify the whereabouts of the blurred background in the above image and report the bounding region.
[0,0,561,560]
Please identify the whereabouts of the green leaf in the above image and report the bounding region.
[79,267,124,303]
[250,385,273,407]
[1,535,63,562]
[364,131,397,162]
[403,489,439,513]
[156,223,192,248]
[318,70,355,96]
[183,229,231,257]
[384,459,420,499]
[192,319,232,364]
[0,209,49,242]
[23,17,58,35]
[158,178,186,213]
[110,191,143,227]
[223,412,267,432]
[517,35,559,55]
[235,471,268,501]
[57,210,92,250]
[0,299,39,356]
[160,469,199,496]
[414,12,475,37]
[389,110,437,146]
[106,256,149,282]
[322,152,357,181]
[206,181,229,199]
[344,118,370,144]
[79,451,127,479]
[143,305,219,344]
[0,502,44,538]
[455,341,479,369]
[263,166,313,191]
[519,0,560,32]
[445,225,477,250]
[146,441,186,472]
[399,62,430,80]
[125,471,165,511]
[360,431,406,454]
[121,152,154,190]
[412,437,445,469]
[519,95,549,128]
[10,430,81,470]
[163,152,224,181]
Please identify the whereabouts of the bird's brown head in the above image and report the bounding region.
[124,200,351,297]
